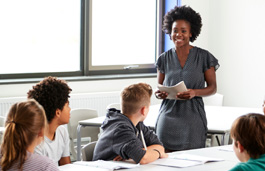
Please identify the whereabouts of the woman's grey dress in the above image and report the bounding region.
[155,46,219,151]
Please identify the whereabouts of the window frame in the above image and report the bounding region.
[85,0,163,76]
[0,0,173,82]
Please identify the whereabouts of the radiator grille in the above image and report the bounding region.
[0,91,160,117]
[0,92,121,117]
[0,97,27,117]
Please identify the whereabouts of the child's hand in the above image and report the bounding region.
[160,152,168,158]
[113,155,124,161]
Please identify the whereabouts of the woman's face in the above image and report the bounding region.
[171,20,192,48]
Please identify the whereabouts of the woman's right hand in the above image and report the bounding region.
[155,90,168,99]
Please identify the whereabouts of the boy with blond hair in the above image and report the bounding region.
[93,83,167,164]
[229,113,265,170]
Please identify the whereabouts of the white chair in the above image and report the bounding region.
[203,93,224,146]
[106,103,121,110]
[81,141,97,161]
[0,116,6,127]
[203,93,224,106]
[0,116,6,143]
[67,108,100,161]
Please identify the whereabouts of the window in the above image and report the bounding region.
[0,0,175,80]
[87,0,158,75]
[0,0,81,79]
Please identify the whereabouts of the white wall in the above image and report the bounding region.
[183,0,265,108]
[0,77,160,103]
[1,0,265,108]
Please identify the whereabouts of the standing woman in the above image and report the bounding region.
[0,99,59,171]
[155,5,220,151]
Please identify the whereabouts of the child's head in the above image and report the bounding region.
[121,83,152,115]
[27,76,72,123]
[230,113,265,160]
[1,99,47,170]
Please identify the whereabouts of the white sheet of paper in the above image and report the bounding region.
[74,160,139,170]
[169,153,224,163]
[150,158,202,168]
[217,145,234,152]
[157,81,187,99]
[59,163,109,171]
[151,153,224,168]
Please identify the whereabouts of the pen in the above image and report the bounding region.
[140,130,147,150]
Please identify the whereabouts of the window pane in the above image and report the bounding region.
[0,0,80,74]
[90,0,157,67]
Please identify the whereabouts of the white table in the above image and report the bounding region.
[61,145,239,171]
[76,105,262,161]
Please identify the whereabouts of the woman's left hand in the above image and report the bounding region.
[176,89,196,100]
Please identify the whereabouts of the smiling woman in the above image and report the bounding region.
[154,5,220,152]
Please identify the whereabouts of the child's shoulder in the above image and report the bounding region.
[56,125,68,134]
[55,125,69,141]
[26,153,59,170]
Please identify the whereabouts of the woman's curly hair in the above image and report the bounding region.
[162,5,202,42]
[27,76,72,123]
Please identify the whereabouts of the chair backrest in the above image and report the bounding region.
[0,116,6,143]
[0,116,6,127]
[81,141,97,161]
[203,93,224,106]
[68,108,99,141]
[106,103,121,110]
[67,108,100,161]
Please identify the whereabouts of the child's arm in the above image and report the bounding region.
[139,146,168,164]
[58,156,71,166]
[58,126,71,165]
[113,145,168,163]
[147,144,167,157]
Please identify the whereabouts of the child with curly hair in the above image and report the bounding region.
[27,76,72,166]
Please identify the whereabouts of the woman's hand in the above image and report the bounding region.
[155,90,168,99]
[177,89,196,100]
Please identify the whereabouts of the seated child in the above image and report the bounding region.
[0,99,59,171]
[93,83,168,164]
[27,76,72,166]
[229,113,265,171]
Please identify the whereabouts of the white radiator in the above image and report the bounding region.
[0,92,121,117]
[69,92,120,117]
[0,96,27,117]
[0,91,160,117]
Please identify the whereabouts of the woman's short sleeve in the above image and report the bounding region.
[156,53,165,73]
[203,50,220,72]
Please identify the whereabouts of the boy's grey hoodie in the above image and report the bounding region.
[92,108,162,163]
